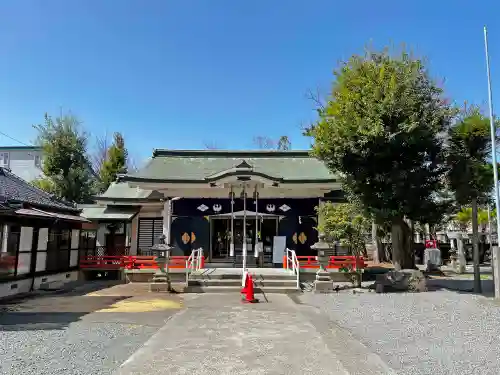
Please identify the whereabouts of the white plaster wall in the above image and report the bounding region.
[17,227,33,275]
[19,227,33,251]
[69,229,80,267]
[37,228,48,250]
[0,271,79,299]
[130,215,139,255]
[71,229,80,249]
[35,228,49,272]
[96,224,106,246]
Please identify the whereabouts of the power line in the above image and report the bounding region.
[0,130,34,147]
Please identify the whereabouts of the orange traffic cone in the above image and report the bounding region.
[243,274,259,303]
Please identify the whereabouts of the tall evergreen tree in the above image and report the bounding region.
[98,132,128,192]
[32,113,95,203]
[446,105,497,292]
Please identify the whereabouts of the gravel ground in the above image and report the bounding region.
[301,284,500,375]
[0,320,159,375]
[0,282,178,375]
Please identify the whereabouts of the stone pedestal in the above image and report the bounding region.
[493,246,500,299]
[424,248,442,271]
[457,239,466,273]
[314,270,333,293]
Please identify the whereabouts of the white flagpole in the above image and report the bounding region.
[484,26,500,299]
[242,185,247,272]
[230,186,234,257]
[484,26,500,243]
[254,187,259,258]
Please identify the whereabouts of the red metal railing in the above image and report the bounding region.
[283,255,367,270]
[79,255,206,270]
[79,256,125,269]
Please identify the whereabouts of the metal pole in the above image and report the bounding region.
[255,186,259,258]
[488,205,492,244]
[484,26,500,243]
[243,184,247,272]
[230,186,234,257]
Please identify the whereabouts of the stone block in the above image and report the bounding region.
[424,248,442,271]
[313,280,334,293]
[373,269,427,293]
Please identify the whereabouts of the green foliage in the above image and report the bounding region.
[98,132,128,192]
[306,48,454,223]
[454,206,493,229]
[446,105,496,205]
[316,201,369,257]
[31,177,56,194]
[33,113,95,203]
[306,48,455,269]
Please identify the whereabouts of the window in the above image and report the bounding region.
[46,228,71,272]
[0,224,20,280]
[34,155,41,168]
[79,230,96,255]
[0,152,9,167]
[138,218,163,255]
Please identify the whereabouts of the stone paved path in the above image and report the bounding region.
[114,294,350,375]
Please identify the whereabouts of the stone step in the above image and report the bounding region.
[188,279,298,288]
[189,272,296,281]
[185,285,300,294]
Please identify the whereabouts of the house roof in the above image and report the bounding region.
[0,167,78,213]
[0,145,41,151]
[121,149,337,184]
[80,205,140,220]
[94,181,163,201]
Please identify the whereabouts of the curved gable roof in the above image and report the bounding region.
[123,150,337,184]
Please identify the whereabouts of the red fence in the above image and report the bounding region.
[284,255,367,270]
[80,255,364,271]
[79,255,205,270]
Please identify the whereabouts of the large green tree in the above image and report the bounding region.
[306,49,455,270]
[32,113,95,203]
[97,132,128,193]
[446,105,496,291]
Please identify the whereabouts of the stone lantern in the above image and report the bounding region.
[310,233,335,293]
[149,234,173,292]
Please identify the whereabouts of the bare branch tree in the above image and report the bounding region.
[127,154,140,173]
[305,87,326,111]
[90,133,109,176]
[253,136,276,149]
[203,140,222,150]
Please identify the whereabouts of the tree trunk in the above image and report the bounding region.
[391,217,415,270]
[372,222,379,263]
[372,221,387,263]
[471,198,482,293]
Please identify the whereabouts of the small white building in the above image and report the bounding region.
[0,146,43,182]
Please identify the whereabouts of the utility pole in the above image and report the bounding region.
[484,26,500,297]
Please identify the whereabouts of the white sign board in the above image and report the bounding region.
[272,236,287,264]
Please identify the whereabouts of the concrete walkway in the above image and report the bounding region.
[114,294,349,375]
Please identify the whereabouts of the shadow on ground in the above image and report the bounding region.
[0,280,130,331]
[426,278,494,296]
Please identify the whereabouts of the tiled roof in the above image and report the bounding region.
[96,181,157,200]
[0,167,78,212]
[123,150,337,183]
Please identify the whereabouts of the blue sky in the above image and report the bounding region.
[0,1,498,163]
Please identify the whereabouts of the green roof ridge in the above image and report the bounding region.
[152,149,312,158]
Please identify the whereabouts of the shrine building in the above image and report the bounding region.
[80,149,344,267]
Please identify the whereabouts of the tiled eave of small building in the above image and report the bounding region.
[0,167,88,222]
